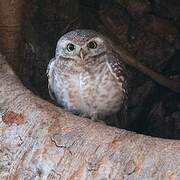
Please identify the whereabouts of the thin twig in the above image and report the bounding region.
[99,13,180,93]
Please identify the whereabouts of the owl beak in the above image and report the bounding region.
[79,49,86,60]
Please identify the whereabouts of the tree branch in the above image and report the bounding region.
[100,14,180,93]
[0,55,180,179]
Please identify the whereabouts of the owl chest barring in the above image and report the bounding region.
[47,29,127,127]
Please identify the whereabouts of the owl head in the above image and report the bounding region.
[55,29,112,62]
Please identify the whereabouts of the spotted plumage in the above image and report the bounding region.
[47,29,128,128]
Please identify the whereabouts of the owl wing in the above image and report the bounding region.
[106,53,128,128]
[46,57,57,101]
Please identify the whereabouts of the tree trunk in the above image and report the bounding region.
[0,0,26,72]
[0,55,180,179]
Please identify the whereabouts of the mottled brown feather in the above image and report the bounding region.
[47,30,128,128]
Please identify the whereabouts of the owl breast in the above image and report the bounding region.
[53,60,125,119]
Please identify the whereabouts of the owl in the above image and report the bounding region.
[47,29,128,128]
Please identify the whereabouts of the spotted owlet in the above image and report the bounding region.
[47,29,127,128]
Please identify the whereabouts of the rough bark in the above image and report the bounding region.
[0,55,180,179]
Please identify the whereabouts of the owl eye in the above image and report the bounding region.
[87,41,97,49]
[67,43,75,52]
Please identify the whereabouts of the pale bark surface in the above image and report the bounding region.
[0,55,180,180]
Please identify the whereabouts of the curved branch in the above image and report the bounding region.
[0,55,180,179]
